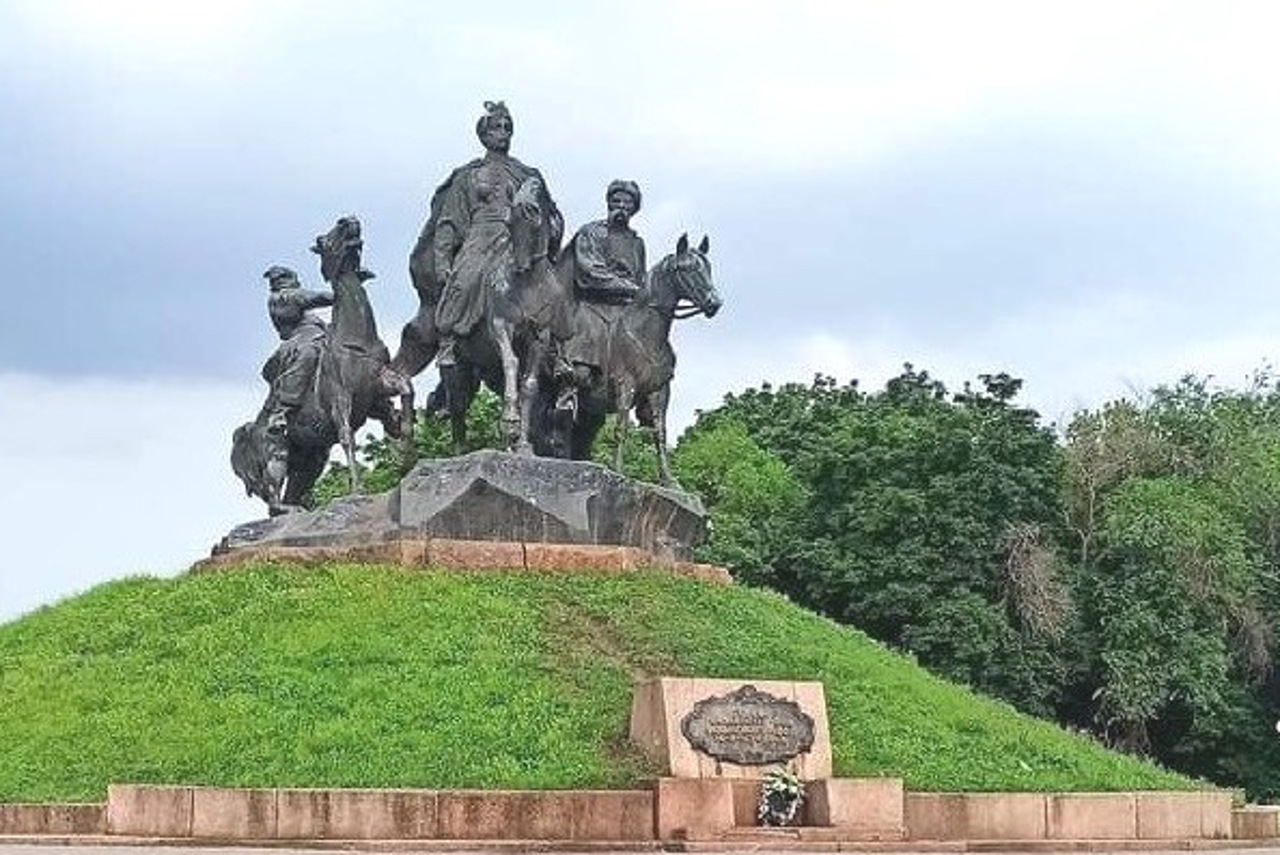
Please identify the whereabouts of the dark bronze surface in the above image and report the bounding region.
[680,685,815,766]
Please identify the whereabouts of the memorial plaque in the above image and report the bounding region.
[680,684,815,765]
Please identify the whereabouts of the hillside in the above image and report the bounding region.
[0,565,1197,802]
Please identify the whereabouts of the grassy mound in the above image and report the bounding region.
[0,566,1195,801]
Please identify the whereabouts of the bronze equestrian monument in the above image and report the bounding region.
[216,101,722,571]
[1,101,1255,852]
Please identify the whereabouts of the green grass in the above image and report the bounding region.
[0,566,1195,801]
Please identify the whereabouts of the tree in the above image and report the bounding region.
[677,368,1072,715]
[1061,373,1280,798]
[671,420,809,589]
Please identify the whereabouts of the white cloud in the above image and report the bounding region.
[11,1,1280,183]
[0,374,266,622]
[668,281,1280,442]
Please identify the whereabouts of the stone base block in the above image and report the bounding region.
[212,450,707,561]
[906,793,1047,840]
[656,778,735,840]
[194,537,732,585]
[630,676,832,780]
[525,543,647,572]
[1047,793,1136,839]
[106,784,193,837]
[1137,792,1231,839]
[191,787,277,839]
[427,538,525,570]
[276,789,437,839]
[103,785,652,842]
[1233,805,1280,839]
[808,778,904,839]
[435,790,651,840]
[0,803,104,834]
[566,790,655,841]
[729,779,763,827]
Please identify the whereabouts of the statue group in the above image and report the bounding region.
[232,101,722,515]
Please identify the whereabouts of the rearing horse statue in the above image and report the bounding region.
[231,216,414,513]
[312,216,415,491]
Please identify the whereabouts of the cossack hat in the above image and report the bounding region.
[606,179,641,213]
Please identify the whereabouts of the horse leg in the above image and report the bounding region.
[649,384,675,487]
[572,407,604,461]
[285,444,330,508]
[516,333,548,456]
[335,399,360,494]
[443,365,478,455]
[399,388,416,468]
[376,366,417,470]
[613,384,634,474]
[492,316,521,450]
[390,304,439,378]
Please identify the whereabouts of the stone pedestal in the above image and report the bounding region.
[629,676,831,780]
[212,450,706,562]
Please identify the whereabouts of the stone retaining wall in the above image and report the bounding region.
[0,784,1257,844]
[192,537,731,585]
[903,791,1233,840]
[1232,805,1280,839]
[106,784,654,841]
[0,803,103,835]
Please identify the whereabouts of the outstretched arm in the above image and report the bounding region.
[298,288,334,310]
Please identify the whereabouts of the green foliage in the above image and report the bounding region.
[0,567,1196,801]
[1088,477,1253,741]
[676,367,1280,800]
[1061,373,1280,799]
[671,420,809,587]
[677,368,1071,717]
[588,415,661,483]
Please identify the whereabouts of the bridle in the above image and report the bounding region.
[652,253,713,319]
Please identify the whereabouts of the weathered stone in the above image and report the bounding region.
[0,803,104,835]
[214,491,399,554]
[808,778,904,838]
[630,677,832,780]
[428,538,525,570]
[106,784,193,837]
[398,451,704,556]
[210,450,705,562]
[655,778,735,840]
[1233,805,1280,839]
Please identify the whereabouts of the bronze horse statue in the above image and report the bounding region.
[539,233,721,484]
[231,216,414,513]
[394,177,562,455]
[419,231,722,484]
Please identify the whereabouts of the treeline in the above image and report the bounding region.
[317,367,1280,799]
[673,367,1280,800]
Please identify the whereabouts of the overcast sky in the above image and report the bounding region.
[5,0,1280,620]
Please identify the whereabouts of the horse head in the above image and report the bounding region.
[311,215,374,284]
[652,233,722,320]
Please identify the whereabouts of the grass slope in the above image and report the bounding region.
[0,566,1195,801]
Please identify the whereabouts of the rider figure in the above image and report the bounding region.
[259,265,333,444]
[424,101,563,397]
[555,180,647,411]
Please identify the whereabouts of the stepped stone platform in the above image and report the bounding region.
[199,450,726,581]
